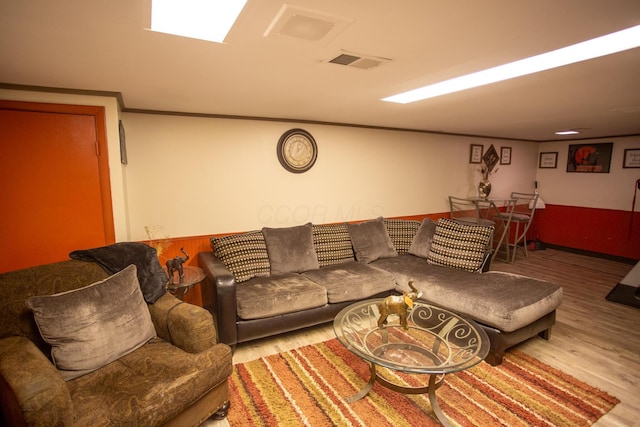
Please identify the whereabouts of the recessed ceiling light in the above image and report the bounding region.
[263,5,353,42]
[279,15,335,41]
[150,0,247,43]
[383,25,640,104]
[555,130,580,135]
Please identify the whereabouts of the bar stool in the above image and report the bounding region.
[448,196,493,225]
[501,192,538,262]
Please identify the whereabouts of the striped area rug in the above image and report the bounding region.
[229,339,619,426]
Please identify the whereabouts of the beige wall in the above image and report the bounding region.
[536,136,640,210]
[121,112,538,240]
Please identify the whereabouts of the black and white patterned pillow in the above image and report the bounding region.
[210,231,271,282]
[427,218,494,272]
[312,223,355,267]
[383,218,421,254]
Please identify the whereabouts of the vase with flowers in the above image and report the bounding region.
[145,225,171,261]
[478,163,498,200]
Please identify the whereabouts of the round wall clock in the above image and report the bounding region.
[276,128,318,173]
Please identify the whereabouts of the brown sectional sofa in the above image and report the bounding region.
[0,248,232,426]
[199,217,563,365]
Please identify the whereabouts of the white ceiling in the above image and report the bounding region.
[1,0,639,141]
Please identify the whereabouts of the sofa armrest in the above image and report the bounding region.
[147,293,218,353]
[0,336,74,426]
[198,252,238,348]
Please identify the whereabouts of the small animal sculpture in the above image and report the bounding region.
[166,247,189,284]
[377,281,422,330]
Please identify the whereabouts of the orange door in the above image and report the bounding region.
[0,104,113,272]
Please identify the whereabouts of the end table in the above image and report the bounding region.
[164,265,205,300]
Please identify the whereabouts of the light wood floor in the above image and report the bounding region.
[205,248,640,426]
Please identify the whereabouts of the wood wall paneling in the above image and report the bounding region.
[539,205,640,260]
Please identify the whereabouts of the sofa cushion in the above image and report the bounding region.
[211,230,271,282]
[372,254,563,332]
[302,261,396,303]
[262,223,320,275]
[312,223,355,267]
[25,265,156,380]
[383,218,421,254]
[67,338,232,426]
[427,218,493,272]
[408,218,437,259]
[347,217,398,263]
[236,274,328,320]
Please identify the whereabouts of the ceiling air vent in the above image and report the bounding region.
[327,52,390,70]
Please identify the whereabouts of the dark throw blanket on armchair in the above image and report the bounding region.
[70,242,167,303]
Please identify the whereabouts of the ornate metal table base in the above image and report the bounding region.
[334,300,490,427]
[346,362,450,426]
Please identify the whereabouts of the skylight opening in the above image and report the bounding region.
[383,25,640,104]
[151,0,247,44]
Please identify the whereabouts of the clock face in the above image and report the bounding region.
[277,129,317,173]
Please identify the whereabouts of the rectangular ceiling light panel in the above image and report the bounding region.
[151,0,247,43]
[384,25,640,104]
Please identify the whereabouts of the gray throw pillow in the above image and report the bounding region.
[347,217,398,263]
[25,265,156,381]
[408,218,437,259]
[262,223,320,275]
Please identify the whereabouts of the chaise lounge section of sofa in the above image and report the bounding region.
[199,217,562,365]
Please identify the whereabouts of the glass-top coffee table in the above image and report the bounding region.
[334,298,489,427]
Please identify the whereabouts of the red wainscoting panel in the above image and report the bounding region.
[538,204,640,260]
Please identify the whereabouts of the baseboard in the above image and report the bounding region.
[542,243,638,265]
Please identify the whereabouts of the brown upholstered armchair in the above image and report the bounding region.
[0,259,232,426]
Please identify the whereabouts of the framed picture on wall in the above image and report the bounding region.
[500,147,512,165]
[566,142,613,173]
[623,148,640,168]
[469,144,483,163]
[539,152,558,168]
